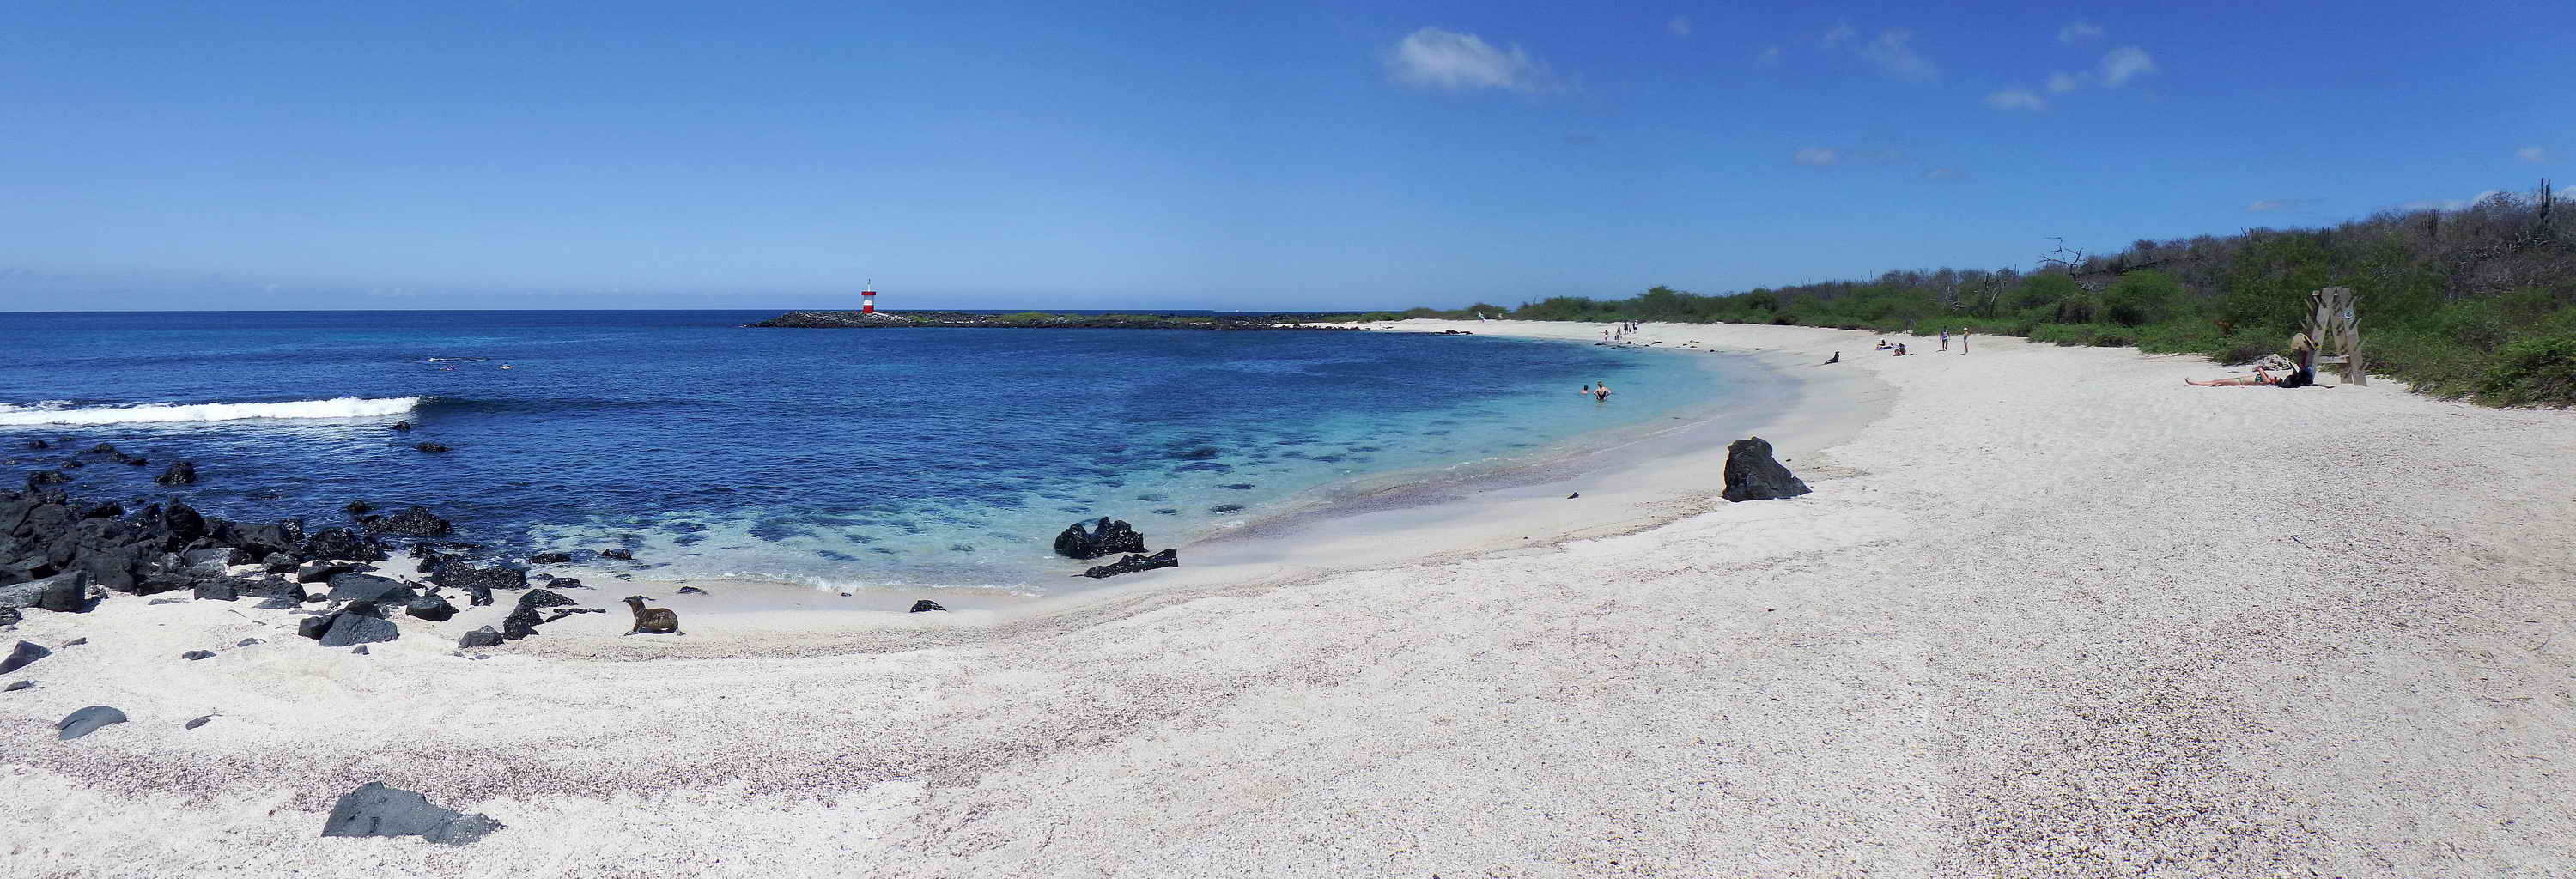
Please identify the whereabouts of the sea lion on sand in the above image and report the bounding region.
[622,596,681,636]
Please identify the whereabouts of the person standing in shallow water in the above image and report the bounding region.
[1593,382,1611,402]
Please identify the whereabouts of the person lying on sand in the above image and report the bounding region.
[1893,343,1908,356]
[2188,368,2279,386]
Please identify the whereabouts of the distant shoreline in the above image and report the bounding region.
[744,310,1405,330]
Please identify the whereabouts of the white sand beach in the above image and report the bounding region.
[6,319,2574,877]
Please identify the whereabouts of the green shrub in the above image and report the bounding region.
[2476,334,2576,407]
[2102,270,2186,326]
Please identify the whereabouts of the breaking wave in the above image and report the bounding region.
[0,397,423,426]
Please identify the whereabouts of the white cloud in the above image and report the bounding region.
[1387,28,1557,92]
[2058,21,2105,44]
[2246,200,2291,212]
[1793,147,1840,166]
[1668,15,1692,38]
[1754,45,1784,64]
[1822,21,1856,47]
[2046,70,2090,93]
[1985,88,2047,111]
[1861,28,1938,81]
[2518,145,2549,163]
[2099,46,2156,87]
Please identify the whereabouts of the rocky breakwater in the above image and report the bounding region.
[745,310,1368,330]
[1051,517,1181,579]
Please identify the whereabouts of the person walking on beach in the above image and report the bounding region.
[1940,329,1949,351]
[1960,328,1971,354]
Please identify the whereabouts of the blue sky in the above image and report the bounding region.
[3,1,2570,311]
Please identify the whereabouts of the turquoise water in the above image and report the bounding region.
[0,311,1746,592]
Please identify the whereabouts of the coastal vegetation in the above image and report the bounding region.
[1372,183,2576,407]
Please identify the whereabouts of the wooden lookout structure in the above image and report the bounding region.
[2302,287,2366,385]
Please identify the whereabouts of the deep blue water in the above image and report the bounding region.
[0,311,1736,591]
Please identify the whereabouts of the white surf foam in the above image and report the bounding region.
[0,397,422,426]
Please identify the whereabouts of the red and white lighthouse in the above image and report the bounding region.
[861,287,877,313]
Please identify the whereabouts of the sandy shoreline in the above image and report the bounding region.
[7,319,2575,877]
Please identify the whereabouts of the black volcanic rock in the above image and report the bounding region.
[1081,548,1179,579]
[2,640,51,674]
[528,551,572,565]
[319,782,503,845]
[598,548,633,561]
[362,506,452,538]
[1720,436,1811,503]
[908,600,946,613]
[155,461,197,486]
[57,706,127,740]
[458,627,502,648]
[404,595,457,621]
[301,528,386,563]
[413,442,449,453]
[317,612,398,647]
[1052,518,1146,561]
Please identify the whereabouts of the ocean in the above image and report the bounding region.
[0,311,1753,593]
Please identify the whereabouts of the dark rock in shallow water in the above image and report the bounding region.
[2,640,52,674]
[1720,436,1811,503]
[909,600,946,613]
[528,551,572,565]
[389,421,412,432]
[320,781,503,846]
[58,706,128,739]
[25,470,73,487]
[318,612,398,647]
[1081,548,1179,579]
[180,649,214,660]
[212,519,303,558]
[675,586,706,595]
[155,461,197,486]
[88,443,117,455]
[1207,504,1244,514]
[404,595,456,621]
[1052,517,1146,561]
[598,548,633,561]
[458,627,503,648]
[113,452,148,466]
[413,442,450,453]
[185,715,213,729]
[343,500,373,516]
[301,528,386,563]
[79,501,124,520]
[363,505,452,538]
[23,439,46,450]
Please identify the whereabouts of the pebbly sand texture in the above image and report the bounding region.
[5,319,2574,877]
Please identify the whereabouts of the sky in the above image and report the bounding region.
[3,0,2572,311]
